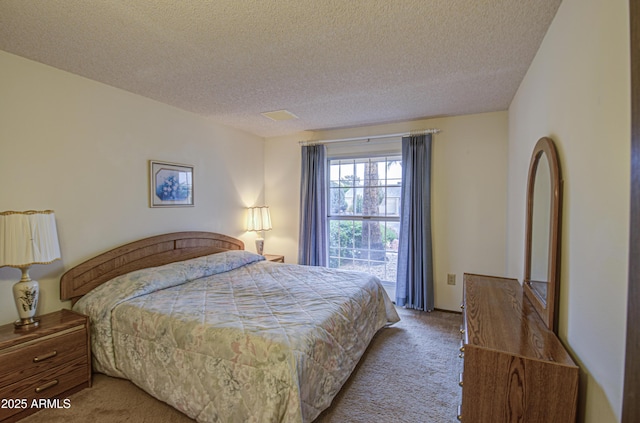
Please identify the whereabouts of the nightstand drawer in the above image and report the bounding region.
[0,356,88,421]
[0,326,86,387]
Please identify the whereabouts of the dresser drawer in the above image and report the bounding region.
[0,355,88,421]
[0,326,86,387]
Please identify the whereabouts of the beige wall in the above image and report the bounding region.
[507,0,630,421]
[265,111,509,311]
[0,51,266,324]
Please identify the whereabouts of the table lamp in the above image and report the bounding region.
[0,210,61,328]
[246,206,272,255]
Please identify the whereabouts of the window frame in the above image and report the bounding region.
[326,152,402,282]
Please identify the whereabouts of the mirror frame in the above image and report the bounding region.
[523,136,563,333]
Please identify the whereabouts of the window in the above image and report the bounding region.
[328,155,402,283]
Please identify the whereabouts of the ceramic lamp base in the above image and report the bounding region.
[255,238,265,255]
[13,277,40,329]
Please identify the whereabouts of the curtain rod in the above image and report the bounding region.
[298,128,441,146]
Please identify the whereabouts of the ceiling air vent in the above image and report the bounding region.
[261,110,299,121]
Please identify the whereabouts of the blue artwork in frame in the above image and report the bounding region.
[149,161,194,207]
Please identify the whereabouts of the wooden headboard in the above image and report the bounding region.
[60,231,244,303]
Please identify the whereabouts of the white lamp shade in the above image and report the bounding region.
[0,210,61,268]
[246,206,272,232]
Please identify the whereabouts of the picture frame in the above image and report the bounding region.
[149,160,194,207]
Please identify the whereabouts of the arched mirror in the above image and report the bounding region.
[524,137,562,333]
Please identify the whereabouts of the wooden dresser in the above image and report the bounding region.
[0,309,91,422]
[459,274,579,422]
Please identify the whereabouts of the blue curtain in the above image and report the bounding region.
[298,144,328,266]
[396,134,434,311]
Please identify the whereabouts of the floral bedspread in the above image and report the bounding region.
[74,250,399,423]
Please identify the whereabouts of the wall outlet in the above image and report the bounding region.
[447,273,456,285]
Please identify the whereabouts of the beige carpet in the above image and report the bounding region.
[22,308,462,423]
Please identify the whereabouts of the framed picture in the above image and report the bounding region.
[149,160,194,207]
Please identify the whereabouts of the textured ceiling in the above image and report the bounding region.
[0,0,562,138]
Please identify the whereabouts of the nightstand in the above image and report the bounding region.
[263,254,285,263]
[0,309,91,422]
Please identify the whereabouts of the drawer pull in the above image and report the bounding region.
[35,379,59,393]
[33,350,58,362]
[459,373,464,387]
[457,404,462,421]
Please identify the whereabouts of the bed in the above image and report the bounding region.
[60,232,399,423]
